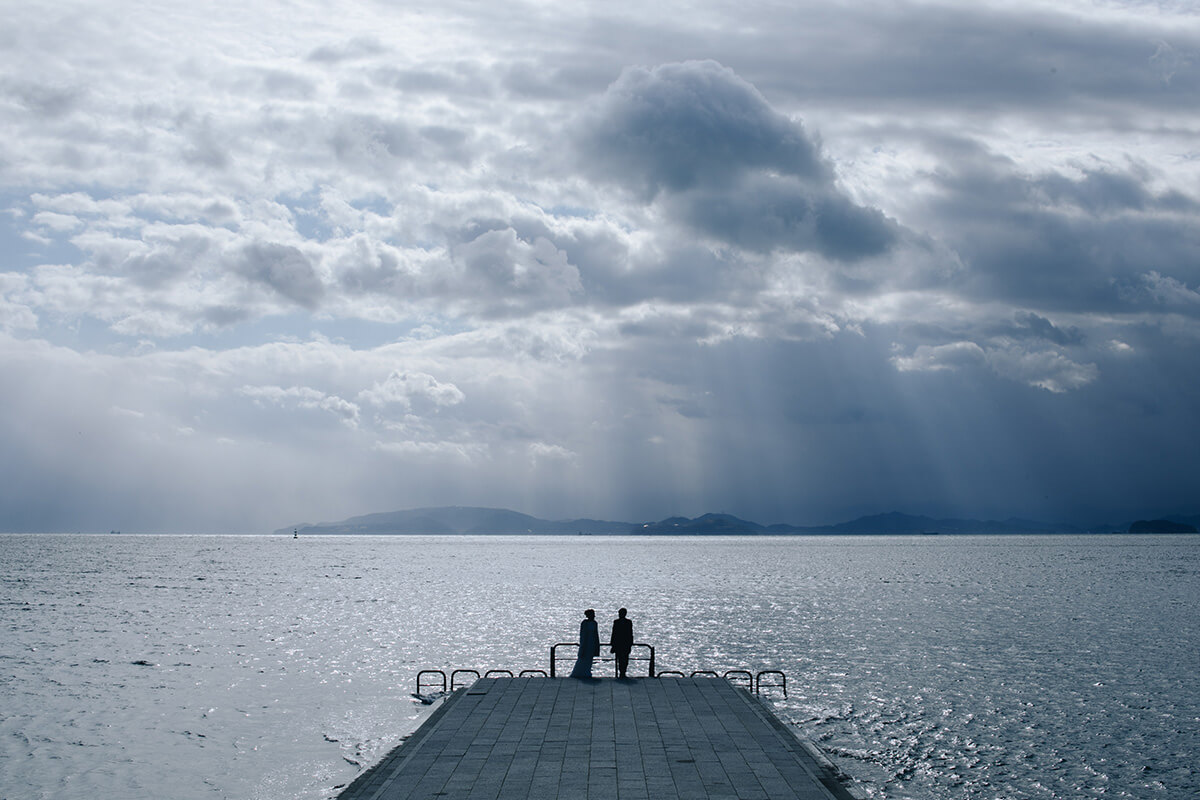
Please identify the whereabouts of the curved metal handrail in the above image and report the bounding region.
[417,645,785,696]
[549,642,655,678]
[756,669,787,698]
[723,670,753,691]
[450,668,481,690]
[416,669,447,694]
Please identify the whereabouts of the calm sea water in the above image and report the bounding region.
[1,534,1196,799]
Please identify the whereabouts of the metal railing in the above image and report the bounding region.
[549,642,656,677]
[415,645,788,699]
[417,669,447,694]
[450,669,480,690]
[755,669,787,698]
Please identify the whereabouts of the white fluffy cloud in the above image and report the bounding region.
[892,342,987,374]
[359,371,466,410]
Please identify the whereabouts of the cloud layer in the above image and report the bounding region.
[2,0,1199,531]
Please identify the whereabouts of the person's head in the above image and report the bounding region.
[618,608,627,618]
[584,609,595,619]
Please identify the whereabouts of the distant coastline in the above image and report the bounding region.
[276,506,1200,537]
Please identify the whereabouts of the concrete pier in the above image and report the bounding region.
[338,677,855,800]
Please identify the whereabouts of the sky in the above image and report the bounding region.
[2,0,1198,533]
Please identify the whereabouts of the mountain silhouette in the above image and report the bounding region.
[278,506,634,535]
[276,506,1199,536]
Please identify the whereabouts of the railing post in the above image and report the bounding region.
[755,670,787,698]
[416,669,447,695]
[648,645,655,677]
[450,669,480,690]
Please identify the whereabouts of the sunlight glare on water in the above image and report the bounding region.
[0,534,1197,799]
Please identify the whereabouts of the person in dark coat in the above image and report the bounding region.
[570,609,601,678]
[609,607,634,678]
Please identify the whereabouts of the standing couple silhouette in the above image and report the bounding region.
[570,608,634,679]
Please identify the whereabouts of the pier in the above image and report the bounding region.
[338,677,856,800]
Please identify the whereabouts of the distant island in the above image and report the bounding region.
[1128,518,1198,534]
[276,507,1200,536]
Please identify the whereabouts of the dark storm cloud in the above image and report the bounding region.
[671,175,898,260]
[1036,168,1197,215]
[577,61,828,197]
[575,60,901,262]
[462,2,1198,124]
[924,153,1200,314]
[729,3,1200,116]
[897,310,1086,350]
[997,312,1084,347]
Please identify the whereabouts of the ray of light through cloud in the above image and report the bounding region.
[1,0,1198,532]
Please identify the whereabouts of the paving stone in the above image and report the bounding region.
[339,677,853,800]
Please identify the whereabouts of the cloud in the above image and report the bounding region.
[0,273,37,332]
[529,441,576,464]
[1001,312,1084,347]
[891,341,981,373]
[237,243,325,310]
[890,315,1099,393]
[1131,270,1200,309]
[670,176,898,260]
[730,3,1200,116]
[576,60,828,197]
[373,439,487,462]
[306,36,387,64]
[449,228,582,314]
[985,347,1099,394]
[1149,40,1190,85]
[574,60,901,264]
[358,371,465,411]
[1,0,1199,532]
[919,152,1200,314]
[240,384,360,427]
[1,76,86,118]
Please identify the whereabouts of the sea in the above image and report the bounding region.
[1,534,1196,800]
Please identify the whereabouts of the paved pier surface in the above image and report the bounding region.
[339,677,854,800]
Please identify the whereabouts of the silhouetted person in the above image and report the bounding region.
[610,607,634,678]
[569,609,601,678]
